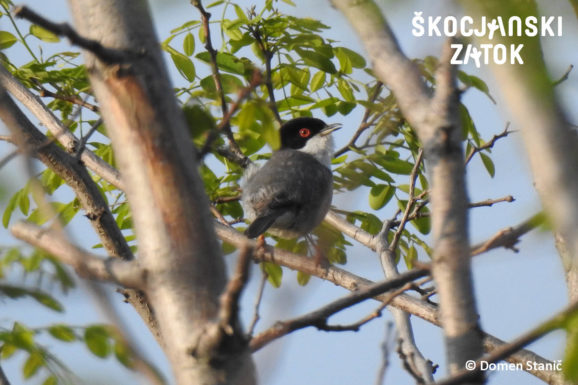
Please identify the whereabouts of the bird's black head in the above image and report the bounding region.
[279,117,340,150]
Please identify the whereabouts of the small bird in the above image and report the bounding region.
[241,117,341,240]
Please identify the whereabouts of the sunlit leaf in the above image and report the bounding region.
[0,31,17,49]
[30,25,59,43]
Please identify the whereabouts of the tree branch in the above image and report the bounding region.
[0,85,132,260]
[36,83,100,112]
[13,6,133,64]
[10,222,142,287]
[218,245,254,335]
[193,0,247,161]
[199,70,262,162]
[465,124,512,164]
[249,267,429,351]
[215,221,564,383]
[435,300,578,385]
[248,24,282,123]
[471,213,543,256]
[335,82,384,157]
[0,64,123,190]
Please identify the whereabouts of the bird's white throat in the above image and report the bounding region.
[298,134,334,168]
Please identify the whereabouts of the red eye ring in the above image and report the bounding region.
[299,128,311,138]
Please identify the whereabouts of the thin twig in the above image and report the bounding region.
[13,6,133,63]
[552,64,573,87]
[193,0,248,162]
[75,118,102,159]
[199,70,262,159]
[471,213,544,256]
[465,123,512,164]
[249,267,430,351]
[0,363,11,385]
[0,148,19,170]
[247,269,268,338]
[469,195,514,208]
[0,65,123,190]
[389,149,423,252]
[248,24,281,123]
[37,84,100,112]
[374,321,394,385]
[335,82,384,157]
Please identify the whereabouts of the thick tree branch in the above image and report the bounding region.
[66,1,256,382]
[11,222,142,287]
[330,3,484,374]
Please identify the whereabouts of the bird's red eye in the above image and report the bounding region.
[299,128,311,138]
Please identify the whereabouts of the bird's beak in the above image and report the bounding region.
[320,123,342,136]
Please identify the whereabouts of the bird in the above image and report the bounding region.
[241,117,341,240]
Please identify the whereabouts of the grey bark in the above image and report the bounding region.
[65,1,256,384]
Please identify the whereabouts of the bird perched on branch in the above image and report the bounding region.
[241,117,341,240]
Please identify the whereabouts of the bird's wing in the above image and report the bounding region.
[244,190,299,238]
[242,150,331,238]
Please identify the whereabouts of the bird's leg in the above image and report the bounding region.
[256,234,267,249]
[305,234,329,267]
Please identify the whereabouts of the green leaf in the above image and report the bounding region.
[170,20,200,34]
[480,152,495,177]
[335,47,366,68]
[196,51,245,75]
[310,71,325,92]
[0,31,17,49]
[262,262,282,288]
[0,344,17,359]
[23,351,44,379]
[337,78,354,102]
[114,340,134,368]
[29,25,60,42]
[295,48,336,74]
[12,322,35,350]
[335,47,352,74]
[171,53,196,82]
[183,32,195,56]
[84,325,111,358]
[200,74,243,95]
[2,191,19,227]
[18,190,30,215]
[405,245,418,269]
[412,207,431,235]
[368,184,395,210]
[30,291,64,312]
[48,325,76,342]
[373,156,414,175]
[43,375,58,385]
[297,271,311,286]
